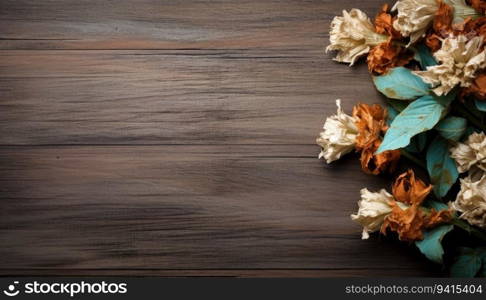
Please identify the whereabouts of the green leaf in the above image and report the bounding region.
[387,105,399,126]
[414,44,438,70]
[475,100,486,112]
[373,67,431,100]
[416,225,453,264]
[426,136,459,198]
[435,116,467,142]
[376,95,447,153]
[451,247,486,278]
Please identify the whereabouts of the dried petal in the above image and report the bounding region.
[353,103,400,174]
[393,0,439,45]
[326,9,388,65]
[469,0,486,14]
[460,70,486,100]
[360,140,401,175]
[434,0,454,33]
[392,169,433,205]
[424,208,453,227]
[450,131,486,173]
[381,202,427,241]
[451,172,486,228]
[374,4,402,38]
[414,35,486,95]
[316,99,359,163]
[352,103,388,149]
[381,202,452,241]
[351,188,397,239]
[367,41,414,75]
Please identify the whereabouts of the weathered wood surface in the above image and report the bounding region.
[0,0,440,276]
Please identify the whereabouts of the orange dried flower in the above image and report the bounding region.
[424,0,453,52]
[353,103,387,149]
[434,0,453,34]
[381,203,426,241]
[469,0,486,14]
[380,202,452,242]
[392,169,433,206]
[374,4,401,39]
[352,103,400,174]
[360,140,401,175]
[381,170,452,241]
[424,209,453,227]
[460,70,486,101]
[367,41,414,75]
[460,16,486,42]
[368,4,412,75]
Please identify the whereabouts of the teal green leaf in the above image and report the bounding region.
[435,116,467,142]
[416,225,453,264]
[475,100,486,112]
[387,105,399,126]
[426,136,459,198]
[376,95,446,153]
[414,44,438,69]
[451,247,486,278]
[373,67,431,100]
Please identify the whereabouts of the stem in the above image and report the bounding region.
[400,149,427,169]
[451,217,486,243]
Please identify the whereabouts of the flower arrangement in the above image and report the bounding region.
[319,0,486,277]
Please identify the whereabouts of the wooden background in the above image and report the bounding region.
[0,0,441,277]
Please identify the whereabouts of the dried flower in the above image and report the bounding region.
[379,170,452,241]
[392,169,433,205]
[450,131,486,173]
[414,35,486,95]
[460,70,486,100]
[353,103,400,174]
[367,41,414,75]
[392,0,440,45]
[351,188,399,239]
[451,172,486,228]
[424,0,454,52]
[316,99,358,163]
[459,16,486,46]
[469,0,486,14]
[359,140,401,175]
[326,9,388,65]
[381,202,452,241]
[374,4,402,38]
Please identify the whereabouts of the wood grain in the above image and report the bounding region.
[0,50,382,145]
[0,146,438,275]
[0,0,438,276]
[0,0,379,50]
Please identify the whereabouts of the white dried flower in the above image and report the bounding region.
[414,35,486,95]
[351,188,407,239]
[326,9,388,65]
[450,132,486,173]
[392,0,438,45]
[316,99,358,163]
[451,172,486,228]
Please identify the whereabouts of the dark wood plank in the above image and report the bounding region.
[0,50,382,145]
[0,0,434,277]
[0,0,383,50]
[0,145,437,275]
[1,269,442,278]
